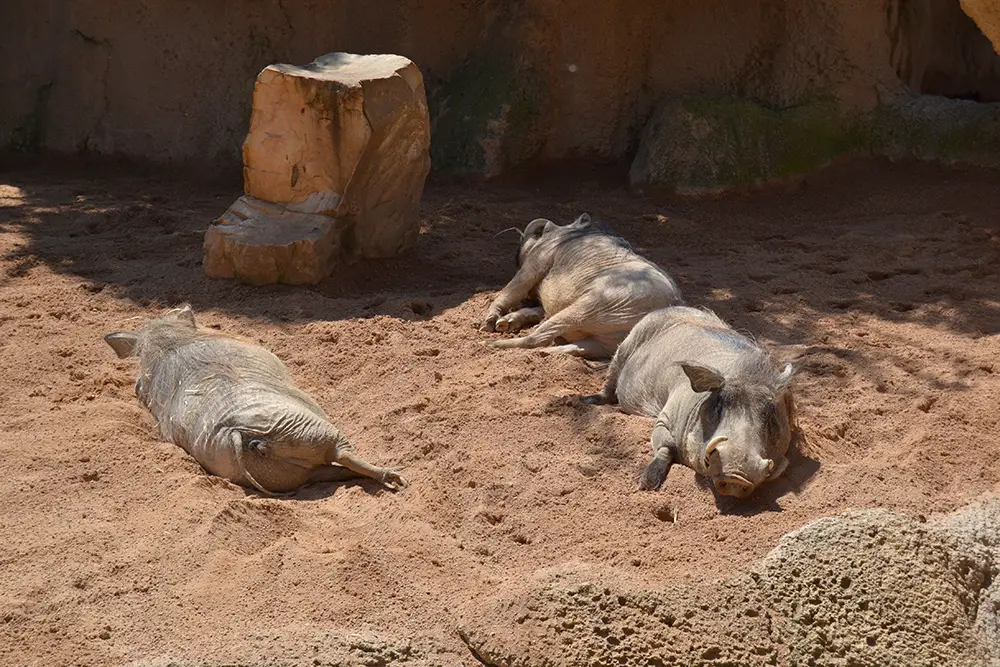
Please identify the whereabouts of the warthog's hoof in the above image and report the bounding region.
[480,315,499,333]
[638,458,670,492]
[380,468,409,490]
[494,314,524,334]
[581,393,610,405]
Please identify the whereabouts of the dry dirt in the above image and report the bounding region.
[1,157,999,666]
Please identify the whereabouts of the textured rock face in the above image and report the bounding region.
[125,628,462,667]
[630,94,1000,195]
[202,195,340,286]
[204,52,431,285]
[961,0,1000,54]
[5,1,1000,184]
[756,508,993,667]
[461,499,1000,667]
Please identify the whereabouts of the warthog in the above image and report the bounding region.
[585,306,797,498]
[481,213,684,360]
[103,305,406,495]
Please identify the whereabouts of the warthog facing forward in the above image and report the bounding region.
[482,213,684,360]
[586,306,797,498]
[104,305,406,495]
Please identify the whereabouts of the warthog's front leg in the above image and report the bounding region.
[489,306,580,350]
[540,337,611,360]
[495,306,545,334]
[638,420,675,491]
[491,302,616,361]
[482,264,547,332]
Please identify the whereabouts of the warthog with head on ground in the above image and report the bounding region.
[104,305,406,495]
[585,306,797,499]
[482,213,684,360]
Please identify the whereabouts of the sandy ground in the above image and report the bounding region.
[1,157,999,666]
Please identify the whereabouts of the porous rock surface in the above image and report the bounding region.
[204,52,431,285]
[125,629,462,667]
[461,499,1000,667]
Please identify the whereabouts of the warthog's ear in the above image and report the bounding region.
[681,363,725,393]
[166,303,196,327]
[104,332,139,359]
[523,218,550,240]
[574,212,592,225]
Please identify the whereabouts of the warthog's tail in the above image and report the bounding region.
[233,434,295,498]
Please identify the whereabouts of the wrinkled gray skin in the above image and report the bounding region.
[585,306,797,498]
[103,305,407,496]
[481,213,684,360]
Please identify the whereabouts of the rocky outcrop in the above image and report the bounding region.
[460,498,1000,667]
[5,1,1000,179]
[630,94,1000,195]
[4,1,1000,191]
[203,52,431,285]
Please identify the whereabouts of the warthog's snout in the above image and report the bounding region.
[713,473,754,498]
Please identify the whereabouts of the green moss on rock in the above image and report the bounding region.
[629,95,869,194]
[631,94,1000,193]
[871,95,1000,167]
[428,46,546,175]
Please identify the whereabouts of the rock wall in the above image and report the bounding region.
[3,0,1000,184]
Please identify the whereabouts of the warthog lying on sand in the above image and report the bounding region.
[103,305,406,495]
[585,306,797,498]
[482,213,683,360]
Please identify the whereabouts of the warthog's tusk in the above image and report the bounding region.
[766,458,775,472]
[703,436,728,468]
[704,436,728,458]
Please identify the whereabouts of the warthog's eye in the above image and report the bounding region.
[702,393,722,421]
[243,437,267,453]
[763,402,779,434]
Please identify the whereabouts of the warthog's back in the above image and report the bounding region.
[537,234,682,345]
[615,308,766,417]
[138,332,326,480]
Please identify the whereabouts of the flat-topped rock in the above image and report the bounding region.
[203,195,340,286]
[205,52,431,286]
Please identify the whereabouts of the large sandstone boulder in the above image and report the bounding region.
[460,499,1000,666]
[961,0,1000,54]
[204,52,431,285]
